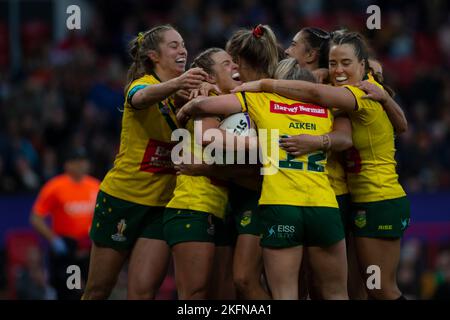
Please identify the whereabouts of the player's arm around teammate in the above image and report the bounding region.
[285,29,355,299]
[187,48,247,299]
[161,48,242,300]
[285,33,406,299]
[356,75,408,134]
[179,60,350,300]
[233,31,410,300]
[175,25,279,300]
[219,25,280,300]
[83,25,207,300]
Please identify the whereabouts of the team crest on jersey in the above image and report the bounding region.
[240,210,252,227]
[207,215,215,236]
[354,210,367,228]
[111,219,127,242]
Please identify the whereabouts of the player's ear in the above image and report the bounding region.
[305,48,317,64]
[361,58,366,69]
[148,50,159,64]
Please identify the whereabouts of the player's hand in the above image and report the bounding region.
[174,163,211,176]
[231,80,263,93]
[176,106,190,127]
[176,96,207,126]
[176,89,191,101]
[189,82,222,99]
[175,68,209,90]
[176,99,195,126]
[312,68,329,84]
[279,134,322,156]
[174,89,191,108]
[356,80,388,104]
[51,237,68,256]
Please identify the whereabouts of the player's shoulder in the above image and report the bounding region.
[345,77,383,100]
[242,91,286,106]
[367,73,384,89]
[344,83,383,117]
[243,91,278,100]
[126,74,160,102]
[130,74,159,88]
[344,84,378,106]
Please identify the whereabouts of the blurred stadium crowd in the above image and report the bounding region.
[0,0,449,299]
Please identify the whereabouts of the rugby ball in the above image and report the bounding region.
[219,112,257,136]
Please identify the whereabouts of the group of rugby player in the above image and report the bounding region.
[81,23,410,301]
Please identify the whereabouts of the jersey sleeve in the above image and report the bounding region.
[234,91,260,123]
[126,84,148,105]
[126,77,156,107]
[235,92,249,112]
[32,181,57,217]
[344,85,383,125]
[126,80,150,107]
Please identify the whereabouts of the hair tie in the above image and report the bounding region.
[252,24,264,38]
[137,32,145,46]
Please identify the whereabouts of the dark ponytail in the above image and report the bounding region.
[301,27,331,69]
[368,59,395,97]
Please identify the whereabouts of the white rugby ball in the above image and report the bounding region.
[219,112,257,136]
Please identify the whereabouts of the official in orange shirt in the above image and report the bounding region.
[30,148,100,300]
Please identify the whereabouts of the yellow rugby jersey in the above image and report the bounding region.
[327,110,349,196]
[327,152,348,196]
[100,74,178,206]
[344,79,406,203]
[236,92,338,208]
[166,118,229,218]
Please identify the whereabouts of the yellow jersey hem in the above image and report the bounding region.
[165,204,225,219]
[258,200,339,208]
[99,186,169,207]
[351,192,407,203]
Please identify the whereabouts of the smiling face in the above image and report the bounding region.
[209,51,242,93]
[150,29,187,77]
[329,43,366,86]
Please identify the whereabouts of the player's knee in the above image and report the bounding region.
[127,290,156,300]
[127,279,158,300]
[83,281,115,300]
[233,272,248,289]
[233,272,258,295]
[82,286,111,300]
[348,276,368,300]
[179,284,209,300]
[127,283,157,300]
[348,286,368,300]
[368,286,401,300]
